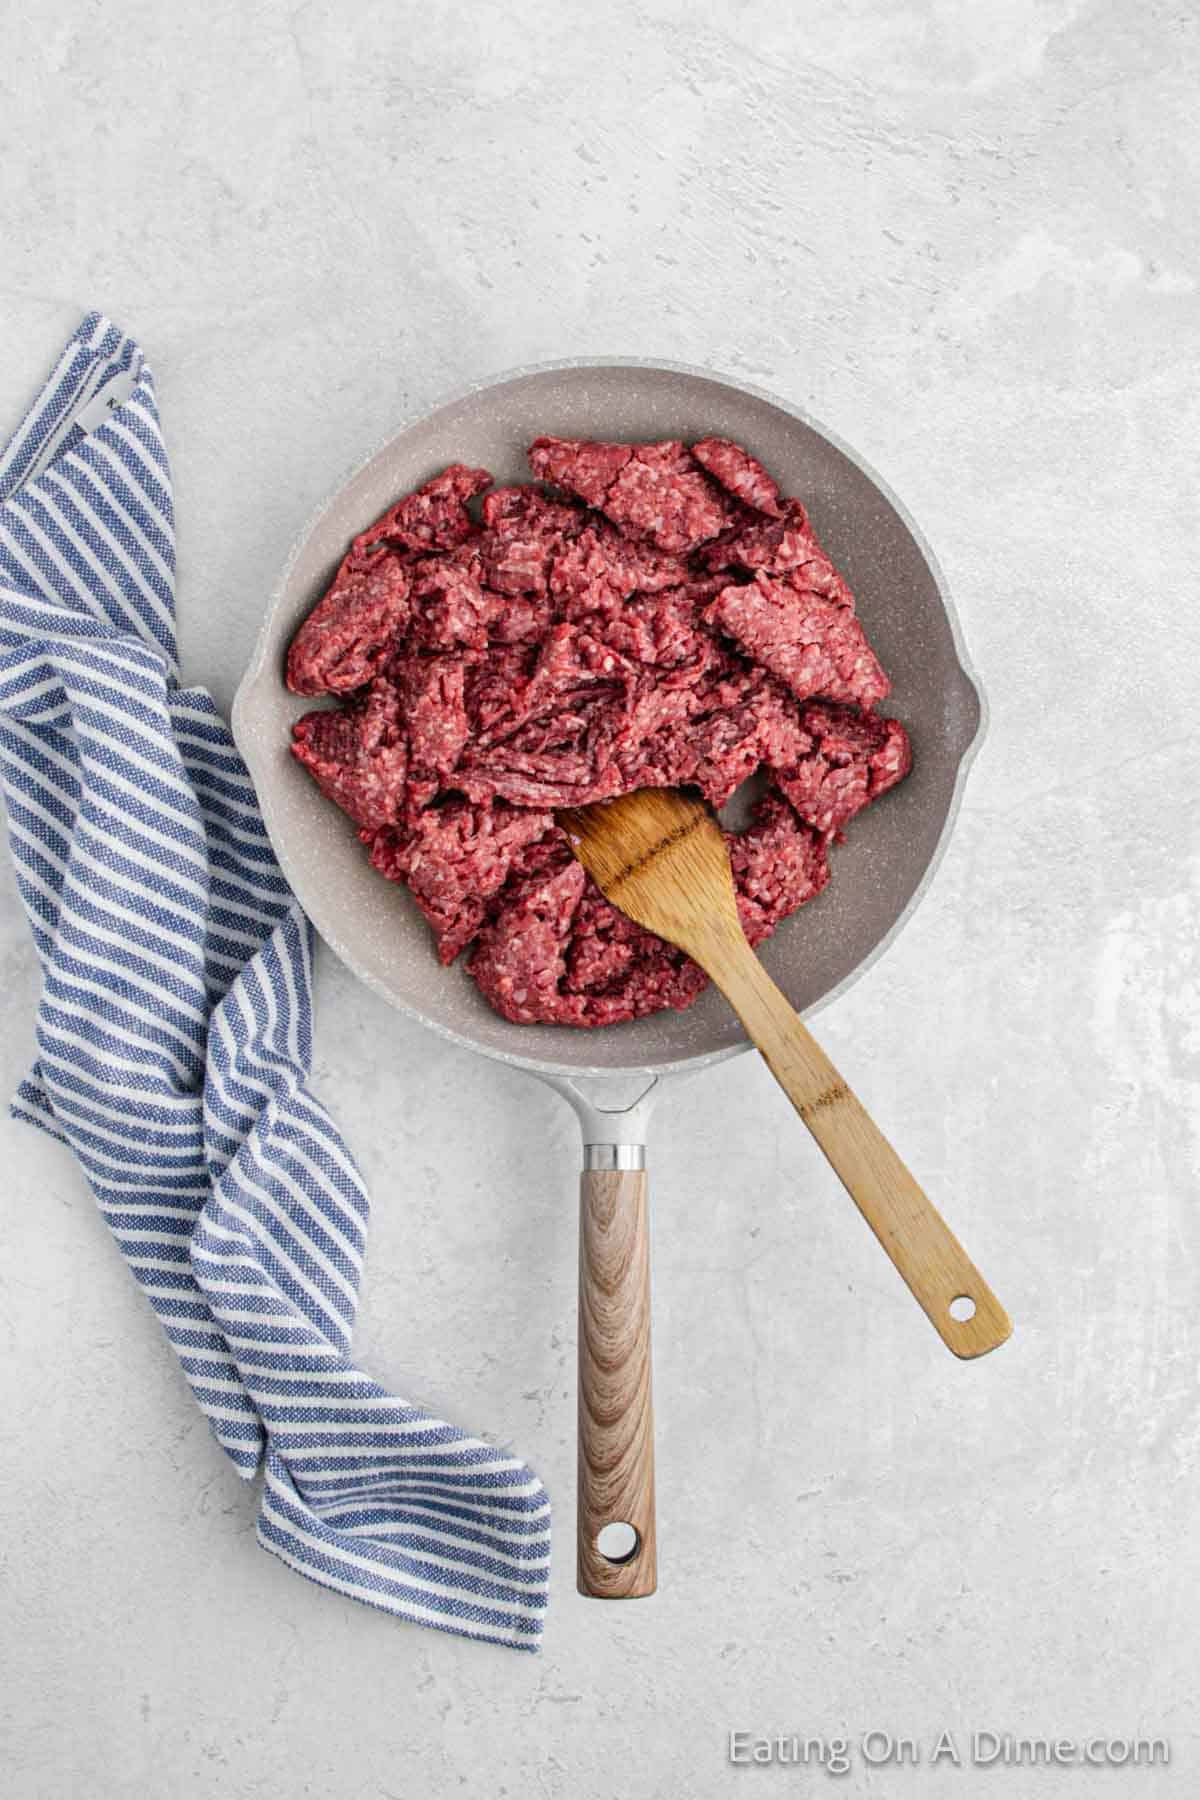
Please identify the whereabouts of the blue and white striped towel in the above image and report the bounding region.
[0,313,550,1649]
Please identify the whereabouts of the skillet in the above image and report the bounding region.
[231,359,985,1598]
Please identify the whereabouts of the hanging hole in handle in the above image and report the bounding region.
[596,1521,640,1564]
[949,1295,977,1323]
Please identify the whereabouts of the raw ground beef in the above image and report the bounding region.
[287,436,912,1027]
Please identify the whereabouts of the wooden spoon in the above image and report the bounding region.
[558,786,1011,1362]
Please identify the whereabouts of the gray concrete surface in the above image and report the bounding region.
[1,2,1197,1795]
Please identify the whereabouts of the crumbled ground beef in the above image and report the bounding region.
[286,555,413,697]
[288,437,911,1027]
[691,436,785,518]
[705,574,890,709]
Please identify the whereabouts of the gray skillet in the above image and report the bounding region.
[231,359,984,1599]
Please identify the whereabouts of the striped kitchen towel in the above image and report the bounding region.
[0,313,550,1649]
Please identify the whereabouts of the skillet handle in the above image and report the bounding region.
[577,1157,657,1597]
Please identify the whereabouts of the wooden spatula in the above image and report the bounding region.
[558,786,1011,1362]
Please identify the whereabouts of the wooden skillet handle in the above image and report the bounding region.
[717,944,1011,1360]
[577,1166,657,1597]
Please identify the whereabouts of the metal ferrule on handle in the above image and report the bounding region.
[583,1144,645,1170]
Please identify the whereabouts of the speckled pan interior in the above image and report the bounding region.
[231,360,983,1079]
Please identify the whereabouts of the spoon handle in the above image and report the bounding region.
[714,941,1011,1359]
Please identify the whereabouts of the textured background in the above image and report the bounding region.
[1,2,1197,1795]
